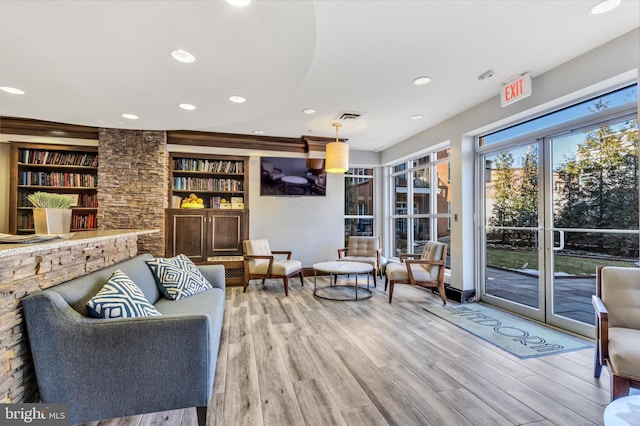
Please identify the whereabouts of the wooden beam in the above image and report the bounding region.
[0,116,99,140]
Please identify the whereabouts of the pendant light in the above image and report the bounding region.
[325,123,349,173]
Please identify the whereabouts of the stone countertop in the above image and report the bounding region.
[0,229,158,257]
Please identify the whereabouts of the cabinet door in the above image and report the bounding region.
[167,211,206,261]
[207,211,245,256]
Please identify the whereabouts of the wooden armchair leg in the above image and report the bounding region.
[283,276,289,296]
[611,374,631,401]
[243,277,249,293]
[196,406,207,426]
[389,281,394,303]
[384,275,388,291]
[438,283,447,305]
[299,271,305,286]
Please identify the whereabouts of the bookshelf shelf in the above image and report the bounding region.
[9,142,99,234]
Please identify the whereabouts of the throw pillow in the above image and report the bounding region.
[145,254,212,300]
[87,270,161,318]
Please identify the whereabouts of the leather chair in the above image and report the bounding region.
[593,266,640,400]
[385,241,447,304]
[243,239,304,296]
[338,236,382,281]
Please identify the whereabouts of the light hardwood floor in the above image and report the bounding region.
[83,276,612,426]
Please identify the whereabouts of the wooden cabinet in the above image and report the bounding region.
[165,209,248,259]
[165,209,248,285]
[9,142,99,234]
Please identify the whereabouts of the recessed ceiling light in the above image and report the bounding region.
[121,113,139,120]
[179,103,196,111]
[589,0,621,15]
[410,114,424,120]
[303,108,316,114]
[229,95,246,103]
[171,49,196,63]
[226,0,251,6]
[412,76,432,86]
[0,86,25,95]
[253,130,264,134]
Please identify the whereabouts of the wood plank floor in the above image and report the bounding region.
[82,276,613,426]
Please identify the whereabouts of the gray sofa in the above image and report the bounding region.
[21,253,225,426]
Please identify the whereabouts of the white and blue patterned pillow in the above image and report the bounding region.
[87,270,161,318]
[145,254,212,300]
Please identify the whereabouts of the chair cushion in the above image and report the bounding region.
[145,254,212,300]
[386,262,437,283]
[346,236,380,257]
[86,270,161,318]
[609,327,640,381]
[251,259,302,276]
[244,239,272,256]
[601,267,640,329]
[420,242,445,274]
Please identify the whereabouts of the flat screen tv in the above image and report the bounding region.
[260,157,326,196]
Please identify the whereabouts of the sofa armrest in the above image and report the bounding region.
[198,264,226,290]
[22,291,214,423]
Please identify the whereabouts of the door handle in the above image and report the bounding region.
[552,230,565,251]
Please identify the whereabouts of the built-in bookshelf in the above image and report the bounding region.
[9,142,99,234]
[168,153,248,209]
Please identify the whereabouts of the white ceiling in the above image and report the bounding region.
[0,1,638,152]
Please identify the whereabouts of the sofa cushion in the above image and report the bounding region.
[86,270,161,318]
[146,254,212,300]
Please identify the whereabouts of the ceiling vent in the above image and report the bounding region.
[335,110,366,121]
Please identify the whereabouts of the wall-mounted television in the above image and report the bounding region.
[260,157,326,196]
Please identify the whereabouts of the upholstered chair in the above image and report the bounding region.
[593,266,640,400]
[338,236,382,281]
[243,239,304,296]
[260,161,285,183]
[385,241,447,304]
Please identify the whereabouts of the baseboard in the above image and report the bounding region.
[445,286,475,303]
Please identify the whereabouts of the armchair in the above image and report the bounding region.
[261,161,285,183]
[243,239,304,296]
[593,266,640,400]
[384,241,447,304]
[338,236,382,281]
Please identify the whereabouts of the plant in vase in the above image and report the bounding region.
[27,192,73,234]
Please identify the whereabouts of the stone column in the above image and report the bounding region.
[97,129,167,255]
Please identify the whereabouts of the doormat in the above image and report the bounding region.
[423,303,592,359]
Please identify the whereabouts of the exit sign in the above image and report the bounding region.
[501,73,532,107]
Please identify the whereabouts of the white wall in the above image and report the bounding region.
[380,28,640,294]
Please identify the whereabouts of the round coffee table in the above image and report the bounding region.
[312,261,373,301]
[604,394,640,425]
[281,176,309,195]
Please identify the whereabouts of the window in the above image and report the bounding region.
[344,168,374,245]
[390,148,451,259]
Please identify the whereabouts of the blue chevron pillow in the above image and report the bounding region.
[87,270,161,318]
[145,254,212,300]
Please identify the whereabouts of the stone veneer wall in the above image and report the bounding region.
[97,129,168,256]
[0,235,139,403]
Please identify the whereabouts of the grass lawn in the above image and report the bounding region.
[486,249,635,275]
